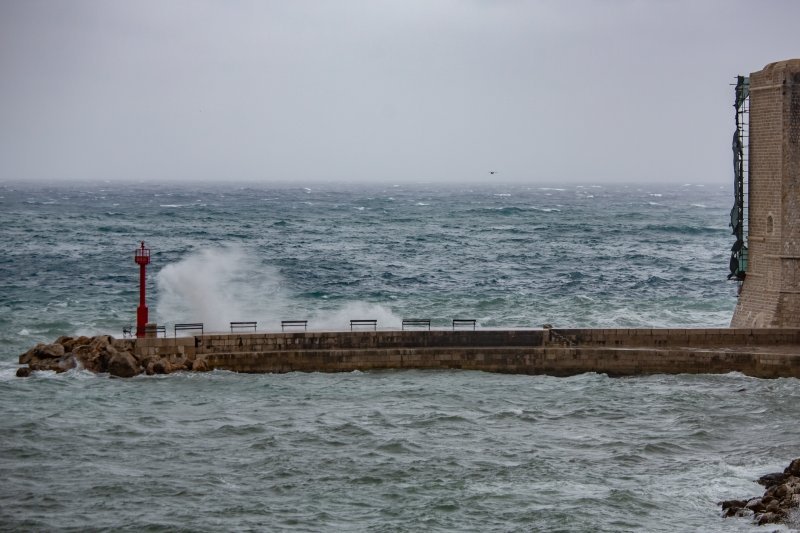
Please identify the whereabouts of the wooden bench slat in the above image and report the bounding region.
[350,319,377,331]
[281,320,308,331]
[452,319,477,331]
[174,323,204,337]
[402,319,431,330]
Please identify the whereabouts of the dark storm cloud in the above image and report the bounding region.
[1,0,798,183]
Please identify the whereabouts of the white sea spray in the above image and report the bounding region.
[155,245,289,332]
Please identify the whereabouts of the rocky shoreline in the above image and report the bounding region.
[16,335,207,378]
[721,458,800,526]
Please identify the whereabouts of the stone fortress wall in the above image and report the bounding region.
[732,59,800,327]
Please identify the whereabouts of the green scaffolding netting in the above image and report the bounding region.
[729,75,749,280]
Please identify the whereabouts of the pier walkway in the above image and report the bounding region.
[134,328,800,378]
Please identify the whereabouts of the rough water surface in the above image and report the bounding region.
[2,369,800,532]
[0,181,797,531]
[0,181,736,346]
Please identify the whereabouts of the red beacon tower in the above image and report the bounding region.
[134,241,151,338]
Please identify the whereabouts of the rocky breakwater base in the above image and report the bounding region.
[721,458,800,527]
[16,335,208,378]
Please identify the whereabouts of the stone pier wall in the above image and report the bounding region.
[552,327,800,347]
[133,328,800,378]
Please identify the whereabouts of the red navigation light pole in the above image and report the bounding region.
[134,241,151,338]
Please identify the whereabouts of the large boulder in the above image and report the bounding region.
[152,360,168,375]
[56,335,91,353]
[108,351,140,378]
[89,335,114,352]
[73,342,109,373]
[759,472,788,487]
[19,343,64,365]
[192,359,209,372]
[18,345,38,365]
[785,459,800,477]
[18,342,76,372]
[72,344,100,372]
[36,343,65,359]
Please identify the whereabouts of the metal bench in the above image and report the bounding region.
[144,324,167,337]
[122,325,133,338]
[230,321,257,332]
[350,319,377,331]
[402,318,431,330]
[452,319,476,330]
[174,323,204,337]
[281,320,308,331]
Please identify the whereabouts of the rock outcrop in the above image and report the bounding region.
[17,335,200,378]
[721,458,800,526]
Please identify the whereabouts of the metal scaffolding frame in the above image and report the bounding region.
[729,75,749,282]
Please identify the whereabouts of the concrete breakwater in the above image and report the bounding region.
[56,327,800,378]
[17,327,800,378]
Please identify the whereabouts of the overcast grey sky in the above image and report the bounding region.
[0,0,797,184]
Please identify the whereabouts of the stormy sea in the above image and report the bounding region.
[1,181,797,532]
